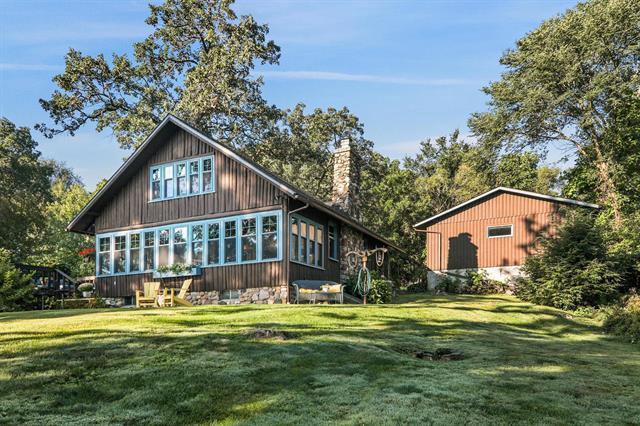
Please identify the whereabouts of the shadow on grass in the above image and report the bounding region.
[2,297,640,424]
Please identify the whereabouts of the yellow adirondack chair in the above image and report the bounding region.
[136,282,161,308]
[164,278,194,307]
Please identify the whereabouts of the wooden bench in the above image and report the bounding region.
[292,280,344,304]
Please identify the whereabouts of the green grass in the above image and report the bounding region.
[1,294,640,425]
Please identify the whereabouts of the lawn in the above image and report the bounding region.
[1,294,639,425]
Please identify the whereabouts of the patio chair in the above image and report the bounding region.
[136,282,161,308]
[164,278,194,307]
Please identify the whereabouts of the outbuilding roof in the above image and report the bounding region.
[413,187,599,229]
[67,114,402,252]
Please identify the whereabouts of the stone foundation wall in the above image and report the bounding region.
[103,297,126,307]
[186,286,289,305]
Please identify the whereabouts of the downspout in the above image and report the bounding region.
[285,195,309,304]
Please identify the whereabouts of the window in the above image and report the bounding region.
[151,168,161,200]
[149,155,213,201]
[262,215,278,260]
[189,160,200,194]
[173,226,188,264]
[191,224,204,266]
[241,218,257,262]
[158,229,170,266]
[224,220,237,263]
[300,221,308,263]
[113,235,127,273]
[203,158,213,192]
[207,223,220,265]
[164,165,174,198]
[130,233,141,272]
[144,231,155,271]
[291,215,324,268]
[316,227,323,268]
[328,222,338,260]
[95,210,281,276]
[98,236,111,275]
[308,224,316,265]
[290,218,299,261]
[488,225,513,238]
[176,163,188,196]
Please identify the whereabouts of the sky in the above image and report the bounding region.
[0,0,578,189]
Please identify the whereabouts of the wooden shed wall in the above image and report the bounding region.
[424,192,562,270]
[95,127,285,233]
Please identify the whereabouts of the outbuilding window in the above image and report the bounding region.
[487,225,513,238]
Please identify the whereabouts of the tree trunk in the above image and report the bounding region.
[593,143,622,228]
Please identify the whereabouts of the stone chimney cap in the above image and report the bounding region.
[337,137,352,152]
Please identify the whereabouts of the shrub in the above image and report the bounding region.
[464,271,508,295]
[0,249,34,311]
[77,283,94,292]
[603,292,640,343]
[405,279,429,293]
[435,275,462,294]
[515,211,621,310]
[367,272,392,304]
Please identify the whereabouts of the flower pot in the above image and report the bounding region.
[82,291,92,298]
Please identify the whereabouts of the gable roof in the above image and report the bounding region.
[413,187,600,229]
[68,114,402,252]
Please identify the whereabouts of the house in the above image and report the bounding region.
[413,187,599,287]
[67,115,399,305]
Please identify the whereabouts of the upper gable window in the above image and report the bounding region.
[487,225,513,238]
[150,155,214,201]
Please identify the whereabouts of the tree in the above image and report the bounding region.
[247,103,373,200]
[0,249,34,311]
[0,118,53,260]
[37,0,281,150]
[469,0,640,226]
[28,165,94,277]
[516,210,622,309]
[496,152,559,194]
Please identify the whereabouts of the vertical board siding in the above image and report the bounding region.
[95,127,285,232]
[95,261,285,298]
[93,126,288,297]
[424,192,562,270]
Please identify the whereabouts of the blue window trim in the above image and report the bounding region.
[149,155,215,202]
[95,209,282,277]
[290,214,325,270]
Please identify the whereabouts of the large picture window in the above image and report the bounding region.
[98,236,111,275]
[144,231,155,271]
[130,233,141,272]
[149,155,214,201]
[114,235,127,273]
[224,220,237,263]
[241,218,257,262]
[291,215,324,269]
[262,215,278,260]
[95,210,281,276]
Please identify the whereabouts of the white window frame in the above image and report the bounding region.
[290,214,324,270]
[487,224,513,239]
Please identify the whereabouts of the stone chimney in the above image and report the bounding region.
[332,138,361,220]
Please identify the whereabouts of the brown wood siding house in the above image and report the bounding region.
[413,188,598,286]
[68,115,399,304]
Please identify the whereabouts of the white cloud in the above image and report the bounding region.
[258,70,470,86]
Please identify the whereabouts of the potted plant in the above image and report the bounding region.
[78,283,94,298]
[153,263,201,279]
